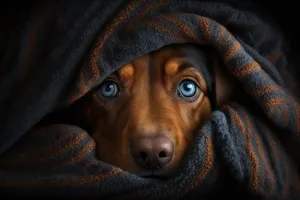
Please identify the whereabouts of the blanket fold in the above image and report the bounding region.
[1,0,300,199]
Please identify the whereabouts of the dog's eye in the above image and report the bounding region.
[98,81,119,98]
[177,79,199,100]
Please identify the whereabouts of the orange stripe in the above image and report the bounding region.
[233,61,261,79]
[198,17,212,41]
[225,105,246,137]
[160,14,198,41]
[275,107,280,122]
[223,41,242,63]
[89,0,146,74]
[146,21,185,42]
[6,131,88,165]
[1,126,79,164]
[190,134,214,187]
[250,85,279,97]
[275,135,298,200]
[264,97,288,106]
[254,133,275,196]
[221,28,233,49]
[262,126,279,192]
[254,134,265,192]
[125,0,171,32]
[42,130,88,156]
[244,113,259,191]
[183,132,215,194]
[228,106,259,191]
[0,168,122,188]
[48,132,92,164]
[215,26,226,48]
[230,106,275,195]
[52,139,96,170]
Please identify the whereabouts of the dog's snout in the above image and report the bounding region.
[131,136,174,170]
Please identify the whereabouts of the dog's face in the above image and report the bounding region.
[79,44,233,177]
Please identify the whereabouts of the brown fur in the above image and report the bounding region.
[74,44,233,176]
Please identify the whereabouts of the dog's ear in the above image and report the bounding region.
[210,51,236,107]
[214,62,235,107]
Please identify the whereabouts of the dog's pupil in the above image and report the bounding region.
[105,84,114,92]
[184,83,192,91]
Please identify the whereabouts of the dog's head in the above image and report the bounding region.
[78,44,234,177]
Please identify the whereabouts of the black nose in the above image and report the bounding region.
[131,136,174,170]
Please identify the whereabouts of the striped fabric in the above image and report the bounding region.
[0,0,299,199]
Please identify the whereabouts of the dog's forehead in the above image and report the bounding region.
[158,44,210,74]
[115,44,212,80]
[176,45,207,67]
[118,64,134,78]
[162,44,214,92]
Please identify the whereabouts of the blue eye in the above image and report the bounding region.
[98,81,119,98]
[177,79,199,99]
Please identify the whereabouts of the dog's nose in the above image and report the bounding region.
[131,136,174,170]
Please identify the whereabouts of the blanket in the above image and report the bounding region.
[1,0,300,199]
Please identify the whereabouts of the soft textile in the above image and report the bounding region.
[0,0,300,199]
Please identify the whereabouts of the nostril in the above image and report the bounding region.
[158,151,166,158]
[140,152,148,161]
[131,136,174,170]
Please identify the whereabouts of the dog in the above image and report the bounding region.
[73,44,235,177]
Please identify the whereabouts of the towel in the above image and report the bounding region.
[1,0,300,199]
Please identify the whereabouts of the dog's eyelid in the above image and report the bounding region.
[105,75,118,81]
[179,77,200,89]
[176,87,202,102]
